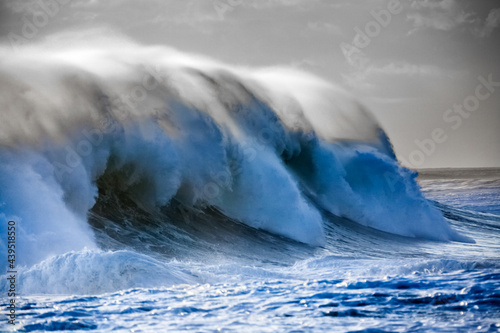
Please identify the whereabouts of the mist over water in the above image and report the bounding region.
[0,35,498,332]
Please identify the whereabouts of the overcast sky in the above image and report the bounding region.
[1,0,499,168]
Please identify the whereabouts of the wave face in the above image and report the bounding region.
[0,36,472,271]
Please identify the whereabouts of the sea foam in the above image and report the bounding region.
[0,35,473,272]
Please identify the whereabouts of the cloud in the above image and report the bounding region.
[365,62,443,77]
[342,62,439,92]
[341,71,374,91]
[474,8,500,38]
[407,0,477,32]
[247,0,319,9]
[289,58,317,69]
[408,0,500,38]
[307,21,342,35]
[341,61,467,96]
[411,0,455,11]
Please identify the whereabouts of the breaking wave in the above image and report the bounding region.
[0,34,473,274]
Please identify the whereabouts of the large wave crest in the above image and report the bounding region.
[0,35,473,271]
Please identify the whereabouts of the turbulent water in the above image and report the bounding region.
[0,37,499,332]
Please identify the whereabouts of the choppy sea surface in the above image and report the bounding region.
[3,168,499,332]
[0,42,498,332]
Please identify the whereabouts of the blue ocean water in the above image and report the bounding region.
[4,169,500,332]
[0,40,499,332]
